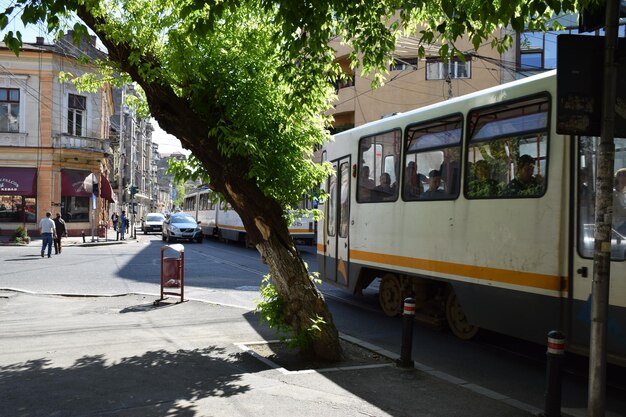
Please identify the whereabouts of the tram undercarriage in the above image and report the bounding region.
[358,269,480,340]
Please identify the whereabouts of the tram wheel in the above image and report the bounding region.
[379,274,402,317]
[445,288,479,340]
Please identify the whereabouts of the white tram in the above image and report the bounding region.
[318,70,626,365]
[183,187,317,245]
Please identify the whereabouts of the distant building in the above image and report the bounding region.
[108,83,155,223]
[155,151,187,212]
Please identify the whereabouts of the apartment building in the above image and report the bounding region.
[0,34,115,237]
[329,33,506,132]
[329,15,626,131]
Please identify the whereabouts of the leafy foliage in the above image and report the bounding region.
[255,274,326,350]
[11,226,30,244]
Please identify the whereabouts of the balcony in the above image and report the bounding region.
[53,134,111,155]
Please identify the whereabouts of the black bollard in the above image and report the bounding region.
[81,230,85,243]
[396,297,416,368]
[544,330,565,417]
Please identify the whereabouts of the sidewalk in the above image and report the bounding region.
[0,225,140,247]
[0,290,543,417]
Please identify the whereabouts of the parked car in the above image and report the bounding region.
[162,213,203,243]
[141,213,166,234]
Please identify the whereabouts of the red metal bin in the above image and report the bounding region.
[154,244,185,305]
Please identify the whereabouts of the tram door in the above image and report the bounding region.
[570,136,626,355]
[325,157,351,286]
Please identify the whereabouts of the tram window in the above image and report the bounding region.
[184,196,196,211]
[466,95,549,199]
[339,162,350,238]
[403,115,462,201]
[327,173,337,237]
[578,136,626,261]
[199,193,209,211]
[358,129,401,203]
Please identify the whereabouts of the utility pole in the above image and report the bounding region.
[588,0,619,415]
[130,101,136,239]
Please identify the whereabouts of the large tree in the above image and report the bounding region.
[2,0,591,362]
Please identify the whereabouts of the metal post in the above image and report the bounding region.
[544,330,565,417]
[589,2,620,415]
[81,230,85,243]
[396,297,415,369]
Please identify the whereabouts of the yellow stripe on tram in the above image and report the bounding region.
[349,249,565,292]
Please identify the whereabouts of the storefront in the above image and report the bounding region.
[0,167,37,225]
[60,169,93,223]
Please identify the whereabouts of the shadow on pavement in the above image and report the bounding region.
[0,346,256,416]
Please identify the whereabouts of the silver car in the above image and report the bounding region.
[141,213,165,234]
[162,213,203,243]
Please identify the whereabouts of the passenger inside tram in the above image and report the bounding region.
[359,165,376,200]
[422,170,446,199]
[403,161,423,199]
[372,172,396,201]
[440,148,461,195]
[502,154,544,196]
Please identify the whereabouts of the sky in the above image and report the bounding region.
[151,120,189,156]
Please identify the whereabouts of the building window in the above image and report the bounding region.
[519,24,626,71]
[390,57,418,71]
[334,75,355,92]
[68,93,86,136]
[61,196,90,222]
[0,196,36,223]
[0,88,20,133]
[425,57,471,80]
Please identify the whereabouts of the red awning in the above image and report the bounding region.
[61,169,91,197]
[100,175,116,203]
[0,167,37,196]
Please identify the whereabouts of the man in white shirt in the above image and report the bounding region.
[39,211,56,258]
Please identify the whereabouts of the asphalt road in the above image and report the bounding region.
[1,234,625,416]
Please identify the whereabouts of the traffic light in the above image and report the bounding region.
[130,186,138,198]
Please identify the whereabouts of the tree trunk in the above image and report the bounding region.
[223,175,343,362]
[257,234,342,361]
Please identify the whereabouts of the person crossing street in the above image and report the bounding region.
[38,212,56,258]
[120,210,128,240]
[53,212,67,254]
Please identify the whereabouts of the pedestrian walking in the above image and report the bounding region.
[120,210,128,240]
[111,212,119,231]
[39,212,56,258]
[52,212,67,254]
